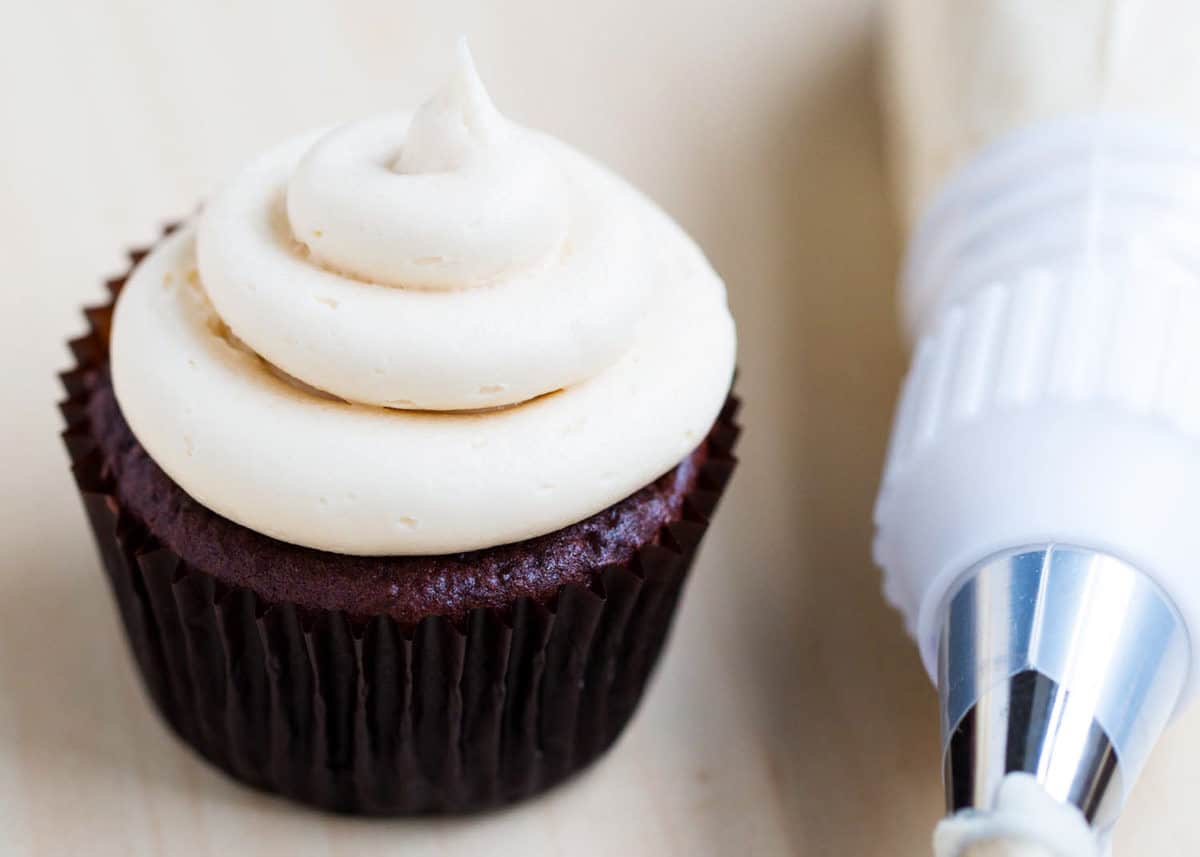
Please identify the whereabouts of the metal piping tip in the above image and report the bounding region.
[938,545,1190,833]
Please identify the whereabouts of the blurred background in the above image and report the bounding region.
[0,1,1194,855]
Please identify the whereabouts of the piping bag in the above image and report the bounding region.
[875,2,1200,855]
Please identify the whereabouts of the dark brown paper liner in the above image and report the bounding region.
[59,237,740,815]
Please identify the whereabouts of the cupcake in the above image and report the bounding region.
[60,42,738,815]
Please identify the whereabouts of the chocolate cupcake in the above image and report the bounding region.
[60,43,738,815]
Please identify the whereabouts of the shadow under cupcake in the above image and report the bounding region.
[59,43,738,816]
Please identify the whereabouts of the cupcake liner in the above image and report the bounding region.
[59,241,740,814]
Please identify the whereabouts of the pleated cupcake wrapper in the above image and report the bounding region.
[59,241,741,814]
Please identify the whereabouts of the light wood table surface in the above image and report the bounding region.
[2,1,1198,854]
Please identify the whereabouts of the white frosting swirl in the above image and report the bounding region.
[197,42,647,411]
[289,44,569,291]
[110,44,736,556]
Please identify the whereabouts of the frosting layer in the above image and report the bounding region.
[288,46,570,292]
[110,48,735,555]
[199,46,647,411]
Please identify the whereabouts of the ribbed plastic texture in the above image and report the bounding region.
[875,115,1200,698]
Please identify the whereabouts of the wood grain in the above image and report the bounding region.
[1,1,1196,854]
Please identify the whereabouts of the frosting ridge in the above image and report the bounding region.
[289,41,570,291]
[199,42,642,411]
